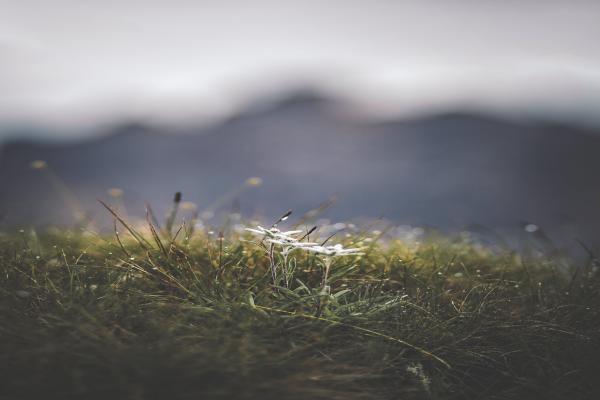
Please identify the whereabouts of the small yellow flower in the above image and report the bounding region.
[180,201,197,211]
[107,188,124,198]
[245,177,263,187]
[30,160,47,170]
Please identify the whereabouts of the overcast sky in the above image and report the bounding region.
[1,0,600,138]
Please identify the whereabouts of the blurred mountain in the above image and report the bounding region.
[1,90,600,246]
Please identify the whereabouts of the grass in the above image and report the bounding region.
[1,208,599,399]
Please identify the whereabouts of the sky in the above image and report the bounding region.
[1,0,600,139]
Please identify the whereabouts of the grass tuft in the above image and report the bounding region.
[1,216,599,399]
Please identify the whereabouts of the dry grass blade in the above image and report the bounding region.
[98,199,152,249]
[146,207,168,258]
[145,202,162,230]
[113,219,130,258]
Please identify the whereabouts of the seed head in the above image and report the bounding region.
[273,209,293,227]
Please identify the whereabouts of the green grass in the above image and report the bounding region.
[1,215,599,399]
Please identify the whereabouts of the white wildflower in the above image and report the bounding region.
[267,238,317,247]
[245,226,302,242]
[246,225,364,257]
[304,243,364,257]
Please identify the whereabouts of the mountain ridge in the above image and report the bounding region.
[1,91,599,248]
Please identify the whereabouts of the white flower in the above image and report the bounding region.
[304,244,364,257]
[246,226,302,241]
[246,225,363,256]
[267,238,319,247]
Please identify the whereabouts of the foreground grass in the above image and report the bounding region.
[1,222,599,399]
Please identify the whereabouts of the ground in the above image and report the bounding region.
[1,217,599,399]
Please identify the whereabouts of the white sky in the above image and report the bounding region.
[1,0,600,137]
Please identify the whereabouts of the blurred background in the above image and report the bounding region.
[1,1,599,249]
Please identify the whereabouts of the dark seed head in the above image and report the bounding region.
[299,226,318,241]
[174,192,182,203]
[321,232,337,246]
[272,209,293,227]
